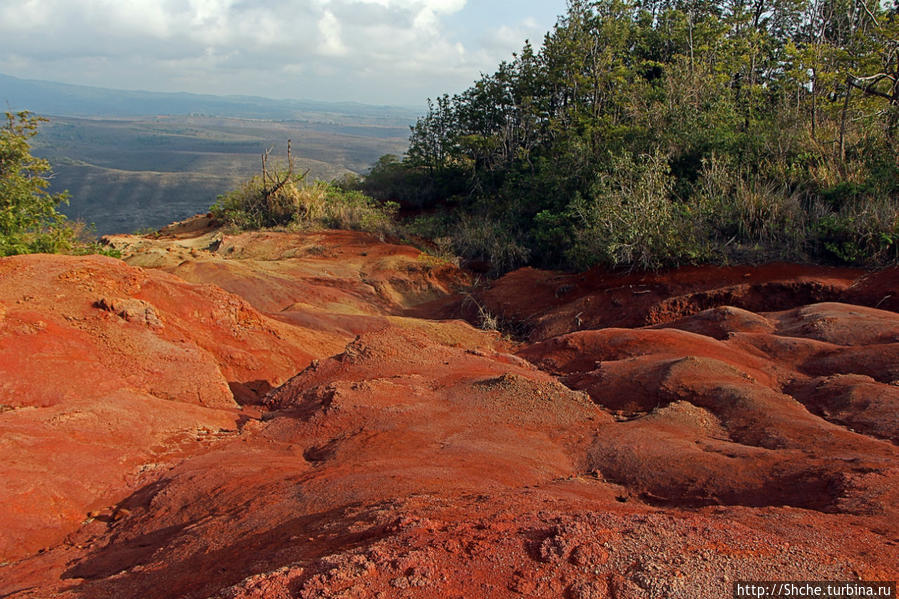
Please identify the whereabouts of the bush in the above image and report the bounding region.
[210,170,398,236]
[0,111,118,258]
[694,155,808,262]
[450,213,530,274]
[404,210,529,274]
[693,153,899,266]
[811,199,899,266]
[567,152,701,271]
[361,154,469,210]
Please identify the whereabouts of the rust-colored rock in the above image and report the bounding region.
[477,263,864,341]
[1,226,897,599]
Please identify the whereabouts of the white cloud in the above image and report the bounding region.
[355,0,465,14]
[0,0,561,105]
[7,0,51,26]
[484,17,548,55]
[318,10,348,56]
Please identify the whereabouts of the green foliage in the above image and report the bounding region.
[211,170,398,236]
[360,154,454,209]
[404,210,530,275]
[693,154,809,261]
[449,213,531,275]
[371,0,899,272]
[0,111,76,256]
[812,197,899,265]
[567,152,701,270]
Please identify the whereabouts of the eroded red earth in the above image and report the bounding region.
[1,218,897,598]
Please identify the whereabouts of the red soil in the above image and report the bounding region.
[1,223,896,598]
[477,263,865,341]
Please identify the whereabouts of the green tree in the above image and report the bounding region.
[0,111,74,256]
[378,0,899,272]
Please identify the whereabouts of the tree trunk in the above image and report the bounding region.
[839,79,851,162]
[811,68,818,141]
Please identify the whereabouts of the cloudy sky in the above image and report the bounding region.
[0,0,567,107]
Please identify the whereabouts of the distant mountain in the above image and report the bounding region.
[0,73,419,125]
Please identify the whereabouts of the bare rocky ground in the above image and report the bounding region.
[1,216,896,598]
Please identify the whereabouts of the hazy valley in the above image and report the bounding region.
[2,74,413,234]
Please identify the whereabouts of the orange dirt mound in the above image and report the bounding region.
[2,229,897,598]
[478,263,865,341]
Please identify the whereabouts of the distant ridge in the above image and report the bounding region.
[0,72,418,124]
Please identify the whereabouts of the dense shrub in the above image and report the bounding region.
[210,171,398,236]
[693,155,808,262]
[448,213,531,274]
[567,152,700,271]
[405,211,529,275]
[359,155,463,210]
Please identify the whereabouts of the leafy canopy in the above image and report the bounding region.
[0,111,74,256]
[368,0,899,272]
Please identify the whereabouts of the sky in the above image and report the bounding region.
[0,0,567,108]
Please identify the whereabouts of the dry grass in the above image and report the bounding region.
[211,174,398,236]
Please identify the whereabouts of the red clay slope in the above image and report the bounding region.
[0,252,335,562]
[1,227,897,598]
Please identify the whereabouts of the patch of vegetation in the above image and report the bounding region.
[462,293,500,332]
[1,111,119,258]
[210,145,399,237]
[364,0,899,273]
